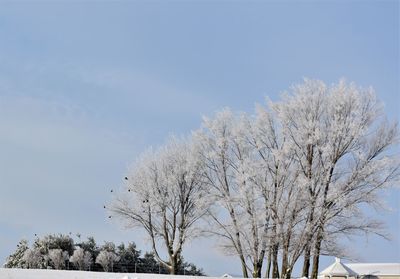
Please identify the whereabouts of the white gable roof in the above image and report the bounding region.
[320,258,358,276]
[346,263,400,276]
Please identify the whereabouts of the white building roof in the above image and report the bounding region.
[320,258,358,276]
[346,263,400,276]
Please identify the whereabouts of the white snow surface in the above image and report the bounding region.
[0,268,240,279]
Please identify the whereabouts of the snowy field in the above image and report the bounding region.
[0,268,235,279]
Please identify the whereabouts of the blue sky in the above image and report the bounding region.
[0,0,398,276]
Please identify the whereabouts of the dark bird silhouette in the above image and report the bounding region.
[124,177,128,180]
[111,189,113,193]
[108,216,112,218]
[104,205,106,209]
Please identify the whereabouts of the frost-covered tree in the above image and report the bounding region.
[3,239,29,268]
[269,79,399,279]
[108,78,397,278]
[69,247,92,271]
[22,248,43,269]
[245,106,305,279]
[48,249,69,270]
[32,234,74,256]
[95,250,120,272]
[110,137,210,274]
[26,234,75,269]
[194,109,288,278]
[193,79,398,278]
[194,108,303,278]
[76,236,99,271]
[193,109,252,278]
[100,241,116,253]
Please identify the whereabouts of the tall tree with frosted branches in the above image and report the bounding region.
[270,79,399,279]
[193,79,398,278]
[248,105,306,279]
[109,137,210,274]
[194,107,304,278]
[194,109,253,278]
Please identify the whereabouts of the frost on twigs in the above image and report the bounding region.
[109,136,211,275]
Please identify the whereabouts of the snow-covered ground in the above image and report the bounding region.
[0,268,235,279]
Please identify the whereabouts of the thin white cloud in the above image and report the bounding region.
[72,65,216,116]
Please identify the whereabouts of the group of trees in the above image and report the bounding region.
[110,79,399,278]
[4,234,204,275]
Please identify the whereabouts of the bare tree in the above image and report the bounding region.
[194,79,398,278]
[194,107,303,278]
[110,137,209,274]
[194,109,254,278]
[270,79,399,279]
[248,105,306,279]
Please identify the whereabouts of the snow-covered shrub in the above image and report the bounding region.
[22,248,43,269]
[95,250,120,272]
[48,249,69,270]
[69,247,92,271]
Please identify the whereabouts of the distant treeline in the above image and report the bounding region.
[3,233,204,276]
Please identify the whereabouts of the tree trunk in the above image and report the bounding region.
[230,209,249,278]
[258,211,270,278]
[310,167,334,279]
[302,245,311,278]
[239,253,249,278]
[311,227,324,279]
[281,243,289,279]
[311,247,320,279]
[302,143,315,278]
[302,199,316,278]
[271,170,280,279]
[271,243,280,279]
[253,260,263,278]
[169,254,178,275]
[281,224,293,279]
[265,248,272,278]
